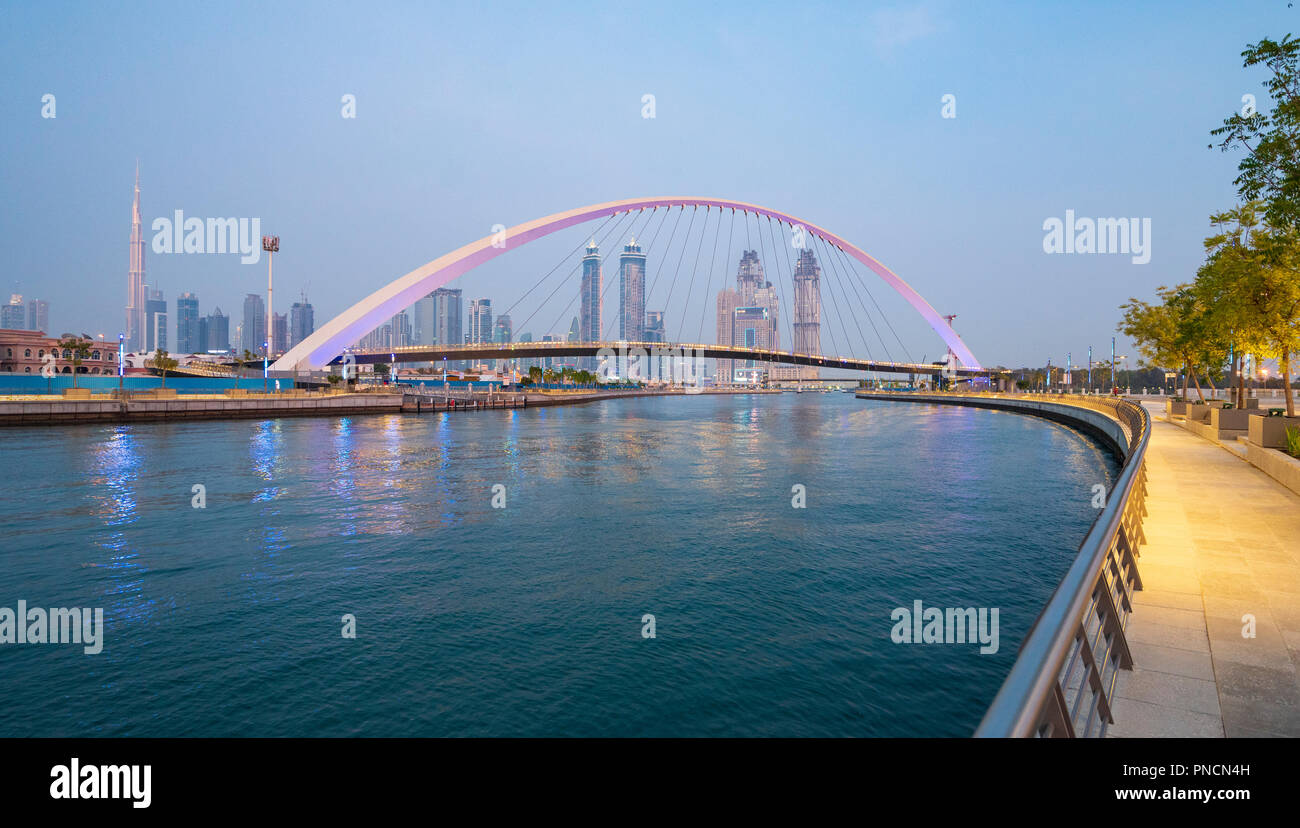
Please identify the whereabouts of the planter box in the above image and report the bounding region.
[1209,408,1253,440]
[1186,403,1214,423]
[1166,400,1188,417]
[1244,442,1300,496]
[1248,414,1300,449]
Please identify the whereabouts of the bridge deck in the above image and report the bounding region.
[338,341,1003,378]
[1106,402,1300,737]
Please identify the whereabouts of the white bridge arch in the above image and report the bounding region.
[271,197,980,372]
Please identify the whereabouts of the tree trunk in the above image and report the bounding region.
[1190,366,1205,403]
[1182,361,1189,399]
[1284,352,1295,418]
[1237,355,1246,406]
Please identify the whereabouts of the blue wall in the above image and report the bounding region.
[0,375,296,394]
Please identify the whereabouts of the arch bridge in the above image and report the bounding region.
[271,197,988,377]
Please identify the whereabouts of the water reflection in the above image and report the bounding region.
[84,426,155,634]
[88,426,140,526]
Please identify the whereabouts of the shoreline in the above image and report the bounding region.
[0,386,782,427]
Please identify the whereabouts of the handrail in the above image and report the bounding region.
[973,395,1151,737]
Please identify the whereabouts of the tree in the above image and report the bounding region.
[152,348,179,389]
[1212,35,1300,232]
[1118,288,1207,400]
[234,349,256,391]
[58,335,92,389]
[1200,202,1300,415]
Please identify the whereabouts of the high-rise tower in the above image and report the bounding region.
[618,238,646,342]
[579,240,602,371]
[716,250,779,384]
[126,164,147,352]
[791,248,821,380]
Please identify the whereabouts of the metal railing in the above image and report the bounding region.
[971,395,1150,737]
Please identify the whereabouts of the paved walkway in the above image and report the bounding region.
[1108,403,1300,737]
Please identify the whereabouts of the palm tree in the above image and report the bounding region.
[58,336,91,389]
[153,348,178,388]
[237,349,256,391]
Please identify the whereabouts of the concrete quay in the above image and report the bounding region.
[0,391,404,426]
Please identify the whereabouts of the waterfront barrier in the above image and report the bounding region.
[857,392,1151,737]
[0,391,403,425]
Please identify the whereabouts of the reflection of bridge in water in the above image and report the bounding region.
[337,340,1005,380]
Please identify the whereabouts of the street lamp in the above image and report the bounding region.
[263,339,269,393]
[262,234,279,367]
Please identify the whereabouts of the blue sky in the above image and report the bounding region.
[1,0,1295,367]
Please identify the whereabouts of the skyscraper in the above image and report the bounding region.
[389,311,412,348]
[644,310,665,343]
[411,293,436,345]
[469,298,493,344]
[619,238,646,342]
[126,165,147,352]
[716,250,780,384]
[433,288,462,346]
[579,240,601,370]
[146,288,167,352]
[791,248,822,380]
[493,314,513,372]
[204,307,230,353]
[27,299,49,333]
[272,312,289,355]
[289,298,315,350]
[242,293,266,354]
[2,294,25,329]
[176,293,199,354]
[493,314,513,343]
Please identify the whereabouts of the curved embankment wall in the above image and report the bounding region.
[854,393,1132,462]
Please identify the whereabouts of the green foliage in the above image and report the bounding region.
[1211,35,1300,232]
[152,348,179,388]
[58,335,92,389]
[1286,426,1300,458]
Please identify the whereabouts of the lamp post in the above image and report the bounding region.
[1110,336,1116,394]
[118,332,125,393]
[262,234,279,376]
[263,339,269,393]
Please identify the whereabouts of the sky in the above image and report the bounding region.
[1,0,1295,368]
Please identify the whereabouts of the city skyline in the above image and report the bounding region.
[8,1,1290,367]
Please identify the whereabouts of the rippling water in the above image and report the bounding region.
[0,393,1116,736]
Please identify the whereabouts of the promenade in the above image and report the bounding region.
[1107,401,1300,737]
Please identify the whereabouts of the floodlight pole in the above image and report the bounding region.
[262,235,279,391]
